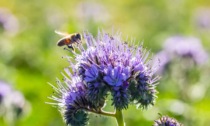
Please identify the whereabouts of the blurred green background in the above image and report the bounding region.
[0,0,210,126]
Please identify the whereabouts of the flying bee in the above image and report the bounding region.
[55,30,82,50]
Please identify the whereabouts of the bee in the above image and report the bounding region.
[55,30,82,50]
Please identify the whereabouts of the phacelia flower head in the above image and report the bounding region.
[0,81,12,104]
[154,36,209,74]
[77,31,159,109]
[164,36,208,65]
[0,8,19,36]
[193,8,210,30]
[6,91,27,119]
[50,30,160,125]
[154,115,182,126]
[0,81,29,125]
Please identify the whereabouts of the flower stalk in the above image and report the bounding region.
[87,109,116,117]
[83,107,125,126]
[115,110,125,126]
[92,109,125,126]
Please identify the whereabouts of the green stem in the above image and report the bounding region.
[99,109,116,117]
[88,109,125,126]
[115,110,125,126]
[87,109,115,117]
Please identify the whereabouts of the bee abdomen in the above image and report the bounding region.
[57,39,67,46]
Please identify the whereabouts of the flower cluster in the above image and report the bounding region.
[153,115,182,126]
[0,8,19,35]
[0,81,12,105]
[154,36,208,74]
[49,76,100,126]
[0,81,29,124]
[50,31,159,126]
[194,8,210,30]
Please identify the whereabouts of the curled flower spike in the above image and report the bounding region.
[154,115,183,126]
[48,76,99,126]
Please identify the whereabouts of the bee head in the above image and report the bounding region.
[76,33,81,40]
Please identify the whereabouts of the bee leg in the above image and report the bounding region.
[75,40,81,45]
[67,45,74,51]
[77,39,81,44]
[63,47,71,52]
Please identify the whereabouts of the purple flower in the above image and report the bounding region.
[86,82,107,107]
[62,82,89,126]
[0,81,29,123]
[154,116,182,126]
[6,91,26,118]
[0,8,19,35]
[84,64,99,82]
[76,32,158,109]
[193,8,210,30]
[104,65,130,86]
[154,36,209,74]
[111,82,130,109]
[49,30,160,125]
[0,81,12,103]
[164,36,208,65]
[49,76,96,126]
[130,57,144,73]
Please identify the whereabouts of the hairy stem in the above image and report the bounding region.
[87,109,115,117]
[99,109,116,117]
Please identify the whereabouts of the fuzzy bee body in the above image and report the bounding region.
[55,31,82,50]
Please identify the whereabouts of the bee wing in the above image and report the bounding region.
[55,30,70,36]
